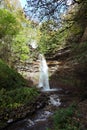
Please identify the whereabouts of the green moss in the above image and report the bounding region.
[0,59,27,89]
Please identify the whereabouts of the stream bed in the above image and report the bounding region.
[5,90,62,130]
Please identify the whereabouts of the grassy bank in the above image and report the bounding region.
[0,59,40,128]
[52,104,83,130]
[0,59,27,90]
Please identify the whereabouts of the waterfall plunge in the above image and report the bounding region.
[38,54,50,91]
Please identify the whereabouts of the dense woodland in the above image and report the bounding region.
[0,0,87,129]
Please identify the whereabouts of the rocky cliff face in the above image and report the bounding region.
[49,41,87,98]
[81,27,87,42]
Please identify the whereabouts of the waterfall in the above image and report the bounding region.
[38,54,50,91]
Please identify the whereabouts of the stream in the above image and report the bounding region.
[5,90,63,130]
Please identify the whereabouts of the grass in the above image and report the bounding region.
[53,104,82,130]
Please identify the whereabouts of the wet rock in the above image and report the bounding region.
[27,119,34,126]
[7,119,13,124]
[65,90,72,95]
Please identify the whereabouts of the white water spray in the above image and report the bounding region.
[38,54,50,91]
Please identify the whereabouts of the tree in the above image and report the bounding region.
[37,21,57,54]
[0,0,22,11]
[11,30,30,67]
[0,9,21,63]
[24,0,80,23]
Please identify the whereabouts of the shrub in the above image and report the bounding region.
[53,104,81,130]
[0,87,39,111]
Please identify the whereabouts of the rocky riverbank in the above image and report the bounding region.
[0,92,49,130]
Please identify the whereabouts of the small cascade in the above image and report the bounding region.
[49,94,61,106]
[38,54,50,91]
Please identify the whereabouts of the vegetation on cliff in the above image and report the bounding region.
[0,59,27,89]
[0,59,41,129]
